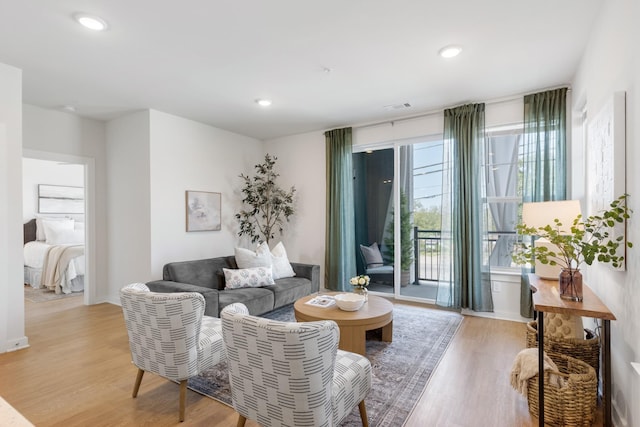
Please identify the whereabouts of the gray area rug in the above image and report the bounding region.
[24,285,83,303]
[188,302,463,426]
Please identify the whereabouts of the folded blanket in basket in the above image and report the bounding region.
[510,348,564,396]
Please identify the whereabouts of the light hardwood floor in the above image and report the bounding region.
[0,296,602,426]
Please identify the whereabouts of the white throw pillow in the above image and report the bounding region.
[234,246,272,269]
[223,267,275,289]
[257,241,296,280]
[35,216,73,241]
[41,219,75,244]
[45,228,85,245]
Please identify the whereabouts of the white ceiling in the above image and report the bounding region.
[0,0,602,140]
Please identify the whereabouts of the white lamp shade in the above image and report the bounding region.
[521,200,582,279]
[522,200,582,233]
[532,239,562,279]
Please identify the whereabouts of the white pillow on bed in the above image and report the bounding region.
[45,228,85,245]
[42,220,79,244]
[35,216,73,241]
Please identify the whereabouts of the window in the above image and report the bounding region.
[483,125,524,270]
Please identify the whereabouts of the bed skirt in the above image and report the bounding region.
[24,266,84,293]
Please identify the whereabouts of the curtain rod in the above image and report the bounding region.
[352,85,571,131]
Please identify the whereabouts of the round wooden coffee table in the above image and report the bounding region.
[294,292,393,356]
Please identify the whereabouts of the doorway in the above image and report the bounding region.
[22,150,95,306]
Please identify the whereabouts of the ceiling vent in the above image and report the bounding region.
[383,102,412,111]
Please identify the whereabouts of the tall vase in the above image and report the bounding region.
[559,268,583,302]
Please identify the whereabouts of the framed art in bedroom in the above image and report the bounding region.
[186,190,221,232]
[38,184,84,214]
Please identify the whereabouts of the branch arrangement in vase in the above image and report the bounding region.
[236,154,296,244]
[512,194,633,271]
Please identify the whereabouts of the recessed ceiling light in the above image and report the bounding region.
[73,13,108,31]
[438,45,462,58]
[256,99,272,107]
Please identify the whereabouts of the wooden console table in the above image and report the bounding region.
[529,274,615,427]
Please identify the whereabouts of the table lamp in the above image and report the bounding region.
[521,200,582,279]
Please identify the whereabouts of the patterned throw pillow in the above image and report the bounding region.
[223,267,275,289]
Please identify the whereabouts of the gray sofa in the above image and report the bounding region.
[146,255,320,317]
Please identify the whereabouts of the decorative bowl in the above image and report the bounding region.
[334,293,366,311]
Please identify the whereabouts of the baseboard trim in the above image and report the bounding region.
[5,336,29,353]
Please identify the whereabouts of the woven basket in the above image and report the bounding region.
[526,352,597,427]
[526,321,600,379]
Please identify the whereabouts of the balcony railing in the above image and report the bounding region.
[413,228,516,283]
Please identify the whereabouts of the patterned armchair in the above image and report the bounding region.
[221,303,372,427]
[119,283,225,422]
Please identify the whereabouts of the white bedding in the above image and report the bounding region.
[23,241,85,293]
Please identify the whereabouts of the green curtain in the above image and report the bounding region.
[325,127,356,291]
[437,103,493,311]
[519,87,568,317]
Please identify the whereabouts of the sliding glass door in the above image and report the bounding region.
[353,138,444,302]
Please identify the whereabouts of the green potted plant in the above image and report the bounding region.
[384,191,414,286]
[512,194,632,301]
[236,154,296,244]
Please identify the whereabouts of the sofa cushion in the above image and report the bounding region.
[163,257,234,289]
[270,277,313,309]
[223,267,275,289]
[218,287,274,316]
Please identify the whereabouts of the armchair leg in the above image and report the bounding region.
[132,368,145,398]
[179,380,188,422]
[358,400,369,427]
[237,414,247,427]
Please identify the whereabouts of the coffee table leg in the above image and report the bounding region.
[339,326,367,355]
[381,320,393,343]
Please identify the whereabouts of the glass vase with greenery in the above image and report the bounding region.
[236,154,296,244]
[512,194,632,300]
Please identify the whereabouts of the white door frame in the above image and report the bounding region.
[22,148,96,305]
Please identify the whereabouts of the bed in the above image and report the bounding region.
[23,217,85,294]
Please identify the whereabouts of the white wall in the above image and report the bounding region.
[103,109,264,304]
[22,158,84,221]
[105,110,152,302]
[148,110,263,276]
[22,104,107,304]
[264,131,327,278]
[0,63,26,353]
[571,1,640,425]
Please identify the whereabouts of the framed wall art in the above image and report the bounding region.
[38,184,84,214]
[587,91,627,269]
[186,190,221,232]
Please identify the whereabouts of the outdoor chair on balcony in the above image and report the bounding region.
[359,242,393,285]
